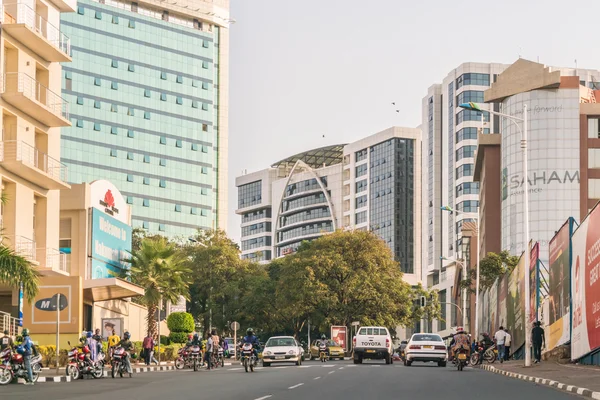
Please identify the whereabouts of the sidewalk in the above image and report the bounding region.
[479,360,600,398]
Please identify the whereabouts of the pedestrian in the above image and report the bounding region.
[93,328,103,356]
[20,328,34,385]
[0,330,13,350]
[494,326,507,363]
[143,333,154,366]
[532,321,545,363]
[108,329,120,358]
[205,332,214,370]
[504,328,512,361]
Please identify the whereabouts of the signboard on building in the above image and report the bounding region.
[89,180,129,224]
[331,326,347,351]
[548,220,572,351]
[89,208,132,278]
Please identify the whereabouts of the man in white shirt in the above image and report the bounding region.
[503,329,512,361]
[494,326,507,363]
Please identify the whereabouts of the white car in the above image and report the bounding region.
[352,326,393,364]
[404,333,447,367]
[261,336,303,367]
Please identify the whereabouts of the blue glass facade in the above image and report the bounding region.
[61,0,221,237]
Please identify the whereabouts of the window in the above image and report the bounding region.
[456,145,477,161]
[201,187,208,195]
[455,127,485,142]
[190,207,197,215]
[202,82,209,90]
[76,119,84,128]
[456,73,490,89]
[111,59,118,68]
[127,174,133,182]
[176,140,182,148]
[176,96,183,105]
[201,166,208,174]
[94,77,101,86]
[143,199,150,207]
[456,164,474,179]
[159,179,166,188]
[202,124,208,132]
[456,90,484,105]
[192,101,198,108]
[160,71,167,80]
[589,149,600,168]
[143,155,150,163]
[191,143,198,151]
[192,80,198,88]
[159,224,165,231]
[238,181,262,208]
[112,15,119,24]
[159,136,166,145]
[202,40,209,48]
[95,11,102,19]
[111,81,118,90]
[456,109,490,125]
[160,93,167,101]
[356,164,368,177]
[201,103,208,111]
[77,6,84,14]
[128,64,134,72]
[110,149,117,157]
[142,221,149,229]
[94,123,101,131]
[159,158,166,166]
[355,195,367,208]
[127,130,134,138]
[128,107,135,116]
[457,200,479,213]
[144,111,151,119]
[94,100,101,109]
[176,75,183,83]
[129,20,135,28]
[111,126,118,135]
[355,210,367,224]
[355,179,367,193]
[202,61,209,69]
[456,182,480,197]
[65,71,72,80]
[126,196,133,204]
[355,148,368,162]
[201,145,208,153]
[127,152,134,160]
[143,177,150,185]
[589,118,600,139]
[201,209,208,217]
[111,104,118,112]
[175,204,182,212]
[144,89,151,98]
[76,96,84,105]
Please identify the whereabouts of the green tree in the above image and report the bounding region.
[126,236,191,339]
[461,251,520,291]
[410,284,442,328]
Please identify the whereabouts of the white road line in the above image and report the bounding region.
[288,383,304,389]
[254,396,272,400]
[371,365,381,367]
[322,365,335,368]
[229,368,242,371]
[299,366,312,368]
[339,367,344,370]
[328,371,335,374]
[314,376,321,380]
[347,365,356,367]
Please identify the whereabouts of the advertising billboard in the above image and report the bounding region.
[498,274,508,329]
[572,206,600,360]
[548,220,572,350]
[489,281,498,335]
[89,207,132,279]
[331,326,347,351]
[507,253,526,350]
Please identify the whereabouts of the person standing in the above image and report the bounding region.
[108,329,120,359]
[532,321,545,363]
[142,333,154,366]
[494,326,507,363]
[93,328,103,358]
[86,331,98,362]
[503,329,512,361]
[1,330,13,350]
[205,332,214,370]
[21,328,34,385]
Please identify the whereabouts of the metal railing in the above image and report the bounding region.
[2,3,70,56]
[2,140,68,182]
[37,247,68,273]
[1,72,70,121]
[2,235,36,260]
[0,311,19,337]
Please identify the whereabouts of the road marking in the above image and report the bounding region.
[299,366,312,368]
[230,368,242,371]
[322,365,335,368]
[347,365,356,367]
[339,367,344,370]
[254,396,272,400]
[371,365,381,367]
[288,383,304,389]
[314,376,321,380]
[328,371,335,374]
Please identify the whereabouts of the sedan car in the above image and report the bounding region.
[404,333,447,367]
[261,336,303,367]
[309,340,345,360]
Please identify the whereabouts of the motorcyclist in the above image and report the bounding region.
[476,332,494,365]
[450,327,471,360]
[317,334,330,358]
[116,332,134,377]
[241,328,260,363]
[85,331,98,362]
[20,328,34,385]
[1,330,14,350]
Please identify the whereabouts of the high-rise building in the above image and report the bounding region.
[60,0,230,237]
[235,127,422,285]
[0,0,75,327]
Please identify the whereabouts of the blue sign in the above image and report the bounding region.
[90,208,132,278]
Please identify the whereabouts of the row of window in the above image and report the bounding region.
[280,207,330,228]
[370,172,393,184]
[456,164,474,179]
[282,193,327,213]
[277,221,333,243]
[456,127,489,143]
[238,181,262,208]
[355,195,367,208]
[125,173,211,188]
[242,208,271,223]
[356,164,368,177]
[355,148,368,162]
[241,222,272,237]
[129,197,208,215]
[456,182,479,197]
[66,71,212,91]
[241,251,272,262]
[92,76,212,99]
[355,179,367,193]
[242,236,271,251]
[355,210,367,224]
[456,73,490,89]
[456,90,484,105]
[372,188,393,198]
[113,151,209,173]
[456,145,477,161]
[285,178,326,197]
[456,109,490,125]
[456,200,479,213]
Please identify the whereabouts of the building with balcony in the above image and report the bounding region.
[0,0,75,328]
[60,0,230,237]
[235,127,422,286]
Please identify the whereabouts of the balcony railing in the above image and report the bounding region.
[1,140,68,182]
[2,235,36,260]
[0,311,19,337]
[2,3,70,56]
[37,247,68,273]
[1,72,70,121]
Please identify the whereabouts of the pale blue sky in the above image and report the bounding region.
[227,0,600,242]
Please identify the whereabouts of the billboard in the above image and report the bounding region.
[548,220,572,350]
[529,242,540,325]
[331,326,347,351]
[498,275,508,329]
[89,207,132,278]
[489,281,498,335]
[572,205,600,360]
[507,253,526,349]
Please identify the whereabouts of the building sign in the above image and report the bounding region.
[502,170,580,200]
[331,326,347,351]
[89,208,132,278]
[90,180,129,224]
[170,296,187,314]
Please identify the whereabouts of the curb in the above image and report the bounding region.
[16,365,177,384]
[479,364,600,398]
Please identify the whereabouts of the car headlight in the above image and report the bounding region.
[264,351,271,356]
[288,350,296,355]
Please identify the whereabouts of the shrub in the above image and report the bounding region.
[160,335,171,346]
[166,312,194,333]
[169,332,189,344]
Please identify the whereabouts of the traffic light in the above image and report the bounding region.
[420,296,426,307]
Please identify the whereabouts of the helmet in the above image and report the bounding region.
[188,334,193,340]
[86,331,93,338]
[193,333,199,340]
[246,328,254,336]
[321,334,326,339]
[456,326,464,333]
[481,332,489,337]
[81,331,87,337]
[22,328,29,337]
[124,332,131,340]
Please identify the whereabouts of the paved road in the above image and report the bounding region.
[0,360,584,399]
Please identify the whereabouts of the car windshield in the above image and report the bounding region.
[266,338,296,347]
[412,334,443,342]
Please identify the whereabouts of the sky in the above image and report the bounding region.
[227,0,600,243]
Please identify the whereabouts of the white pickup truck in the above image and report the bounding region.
[352,326,393,364]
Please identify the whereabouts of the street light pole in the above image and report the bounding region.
[441,257,467,331]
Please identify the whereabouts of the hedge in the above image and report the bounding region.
[169,332,189,344]
[166,312,194,333]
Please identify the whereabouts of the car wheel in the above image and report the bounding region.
[385,354,391,365]
[406,360,412,367]
[263,362,270,367]
[438,361,446,367]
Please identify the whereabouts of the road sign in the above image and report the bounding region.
[351,321,360,326]
[231,321,240,331]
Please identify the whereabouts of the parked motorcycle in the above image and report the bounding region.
[0,347,41,385]
[240,343,257,373]
[111,346,132,378]
[66,341,103,380]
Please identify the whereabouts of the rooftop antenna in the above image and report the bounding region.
[518,46,522,59]
[575,59,578,76]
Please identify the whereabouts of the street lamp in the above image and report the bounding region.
[440,256,468,331]
[458,101,531,367]
[441,205,479,342]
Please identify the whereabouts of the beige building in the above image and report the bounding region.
[0,0,76,334]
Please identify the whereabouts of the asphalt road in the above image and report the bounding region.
[0,359,584,400]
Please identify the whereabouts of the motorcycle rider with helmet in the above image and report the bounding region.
[476,332,494,365]
[20,328,34,385]
[317,334,330,359]
[116,332,134,376]
[240,328,260,364]
[449,326,471,361]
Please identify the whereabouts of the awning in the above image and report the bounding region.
[83,278,144,302]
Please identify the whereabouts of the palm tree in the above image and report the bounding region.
[126,236,191,338]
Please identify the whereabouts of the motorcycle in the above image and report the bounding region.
[240,343,257,373]
[65,342,103,380]
[189,345,201,372]
[469,344,497,365]
[455,348,469,371]
[217,346,224,368]
[175,347,193,370]
[0,347,41,385]
[319,344,328,363]
[111,346,132,378]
